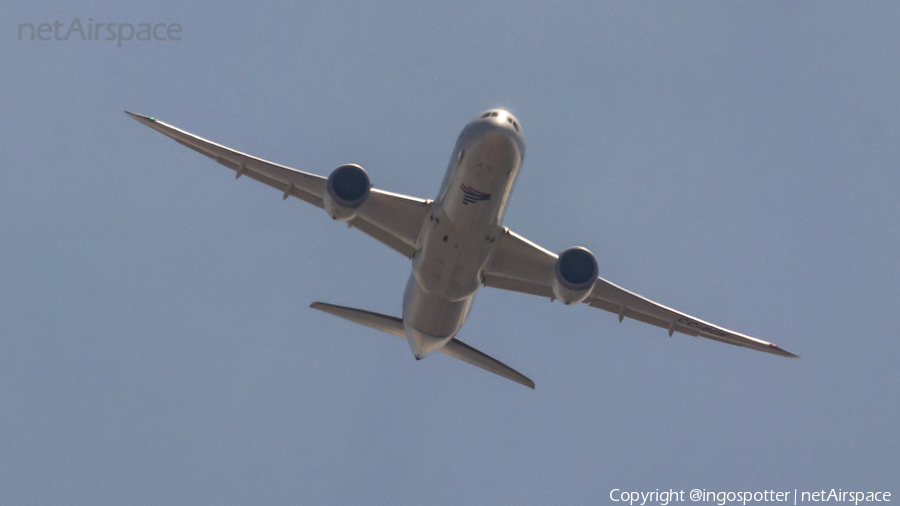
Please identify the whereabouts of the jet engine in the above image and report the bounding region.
[552,247,599,305]
[324,164,371,221]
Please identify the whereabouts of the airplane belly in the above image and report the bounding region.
[412,209,494,301]
[402,273,475,358]
[401,116,524,360]
[410,128,521,301]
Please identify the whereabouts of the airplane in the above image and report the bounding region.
[126,108,798,389]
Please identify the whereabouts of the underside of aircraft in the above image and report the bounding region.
[127,109,798,389]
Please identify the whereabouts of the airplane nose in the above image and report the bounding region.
[468,129,520,175]
[482,128,512,145]
[473,110,521,135]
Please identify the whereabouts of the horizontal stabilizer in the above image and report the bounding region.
[310,301,405,338]
[440,338,535,389]
[309,302,534,389]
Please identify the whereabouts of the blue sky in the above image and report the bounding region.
[2,2,898,504]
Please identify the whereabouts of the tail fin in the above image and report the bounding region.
[309,302,535,389]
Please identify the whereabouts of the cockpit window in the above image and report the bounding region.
[479,111,519,131]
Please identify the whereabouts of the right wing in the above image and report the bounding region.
[126,112,430,257]
[483,228,799,358]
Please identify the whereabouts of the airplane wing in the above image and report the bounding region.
[126,112,430,258]
[483,228,799,358]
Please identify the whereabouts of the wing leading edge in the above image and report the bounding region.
[125,111,430,257]
[483,228,799,358]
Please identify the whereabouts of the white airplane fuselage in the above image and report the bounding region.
[403,110,525,358]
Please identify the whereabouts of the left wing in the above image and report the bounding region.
[483,228,799,358]
[126,112,430,257]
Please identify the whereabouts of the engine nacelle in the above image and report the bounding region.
[552,246,599,305]
[324,164,371,221]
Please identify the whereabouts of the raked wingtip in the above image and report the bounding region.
[124,111,156,123]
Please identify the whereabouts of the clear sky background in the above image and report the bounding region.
[2,2,898,504]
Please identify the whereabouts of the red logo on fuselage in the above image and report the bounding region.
[460,183,491,205]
